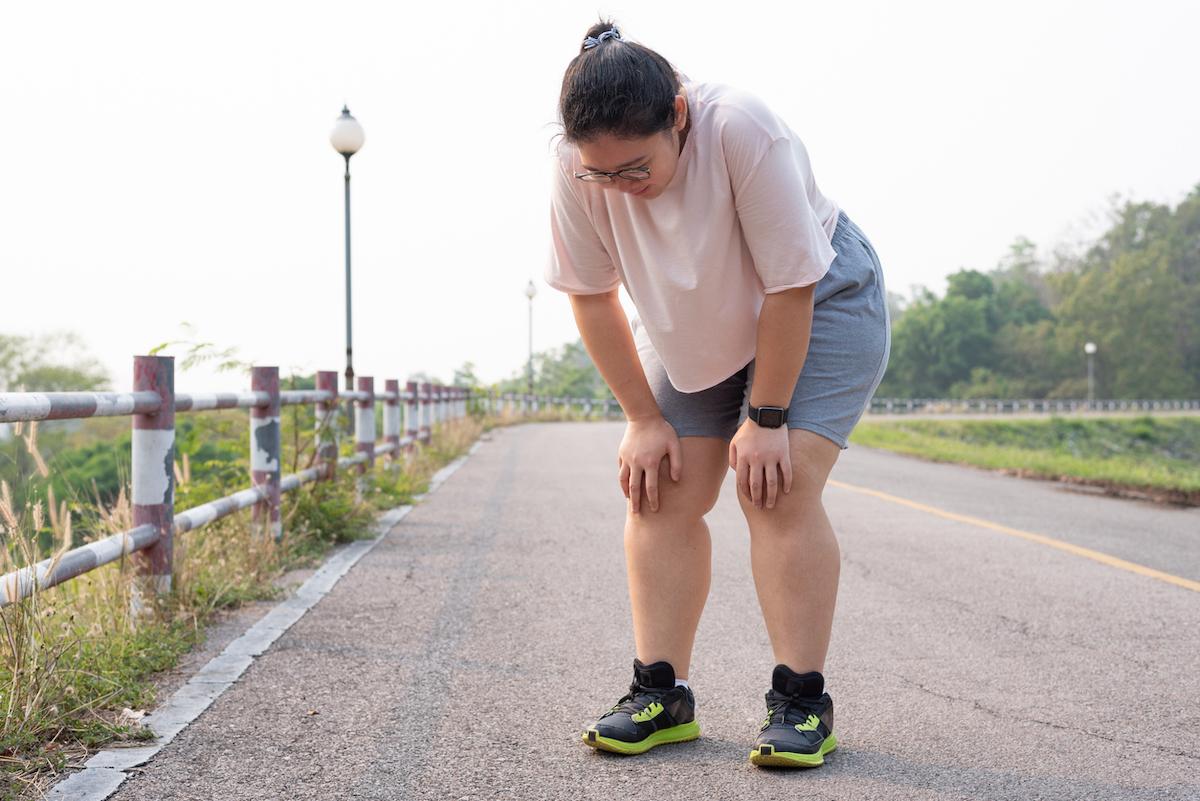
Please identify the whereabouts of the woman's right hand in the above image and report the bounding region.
[617,415,682,514]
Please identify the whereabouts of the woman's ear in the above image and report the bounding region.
[674,93,688,131]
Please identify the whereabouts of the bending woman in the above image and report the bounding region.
[545,21,891,769]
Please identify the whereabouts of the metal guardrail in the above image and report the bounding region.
[0,355,614,610]
[866,398,1200,414]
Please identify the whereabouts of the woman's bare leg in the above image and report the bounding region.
[624,436,728,679]
[737,429,842,674]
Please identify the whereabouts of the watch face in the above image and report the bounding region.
[757,407,785,428]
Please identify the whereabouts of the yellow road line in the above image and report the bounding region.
[828,479,1200,594]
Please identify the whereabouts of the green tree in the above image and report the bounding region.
[0,332,108,392]
[495,339,614,400]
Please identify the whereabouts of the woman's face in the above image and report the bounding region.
[574,94,688,201]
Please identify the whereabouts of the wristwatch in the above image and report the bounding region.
[748,404,788,428]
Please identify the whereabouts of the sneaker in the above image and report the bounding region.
[748,664,837,768]
[582,658,700,755]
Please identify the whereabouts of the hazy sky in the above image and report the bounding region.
[3,0,1197,392]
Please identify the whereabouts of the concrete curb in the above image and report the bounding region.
[46,441,483,801]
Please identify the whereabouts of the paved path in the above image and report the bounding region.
[104,422,1198,800]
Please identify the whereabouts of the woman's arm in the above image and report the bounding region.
[748,285,815,409]
[568,289,660,422]
[569,289,682,513]
[729,284,814,510]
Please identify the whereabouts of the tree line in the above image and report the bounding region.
[877,186,1199,399]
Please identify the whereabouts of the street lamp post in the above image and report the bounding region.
[1084,341,1097,409]
[525,280,537,397]
[330,106,365,428]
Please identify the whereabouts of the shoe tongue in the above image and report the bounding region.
[771,664,824,698]
[633,658,676,689]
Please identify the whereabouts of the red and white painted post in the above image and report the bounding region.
[420,382,432,443]
[316,370,339,481]
[131,355,175,615]
[250,366,282,543]
[384,378,401,464]
[356,376,375,474]
[405,380,419,454]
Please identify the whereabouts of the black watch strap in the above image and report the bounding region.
[749,405,788,428]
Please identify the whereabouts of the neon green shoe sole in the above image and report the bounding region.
[582,720,701,755]
[749,732,837,767]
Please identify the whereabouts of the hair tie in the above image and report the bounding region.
[583,27,622,50]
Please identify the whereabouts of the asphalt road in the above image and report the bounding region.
[104,421,1199,801]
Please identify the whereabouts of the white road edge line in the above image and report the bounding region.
[46,439,484,801]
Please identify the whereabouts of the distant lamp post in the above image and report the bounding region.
[330,105,365,428]
[1084,341,1097,408]
[525,280,537,396]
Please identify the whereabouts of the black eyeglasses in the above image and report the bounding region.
[574,165,652,183]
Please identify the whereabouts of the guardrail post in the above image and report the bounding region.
[405,380,419,454]
[356,377,375,500]
[384,379,401,465]
[250,366,282,543]
[420,382,432,443]
[316,370,339,481]
[131,355,175,616]
[356,376,375,472]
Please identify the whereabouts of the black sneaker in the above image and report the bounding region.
[749,664,837,767]
[582,658,700,755]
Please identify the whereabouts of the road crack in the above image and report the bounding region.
[893,673,1200,762]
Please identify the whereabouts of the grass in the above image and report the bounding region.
[0,404,597,800]
[848,415,1200,504]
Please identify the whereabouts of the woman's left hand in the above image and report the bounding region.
[729,418,793,510]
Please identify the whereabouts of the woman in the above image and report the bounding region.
[545,20,891,769]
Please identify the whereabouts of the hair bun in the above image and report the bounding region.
[581,22,622,51]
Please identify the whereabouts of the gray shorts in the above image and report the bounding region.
[636,209,891,449]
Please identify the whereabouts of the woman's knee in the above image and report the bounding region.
[735,429,840,521]
[629,439,726,521]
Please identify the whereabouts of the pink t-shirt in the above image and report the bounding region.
[545,80,840,393]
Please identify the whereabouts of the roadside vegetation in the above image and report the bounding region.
[849,416,1200,505]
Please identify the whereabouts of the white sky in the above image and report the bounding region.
[2,0,1197,392]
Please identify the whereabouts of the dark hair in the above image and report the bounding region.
[558,19,681,143]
